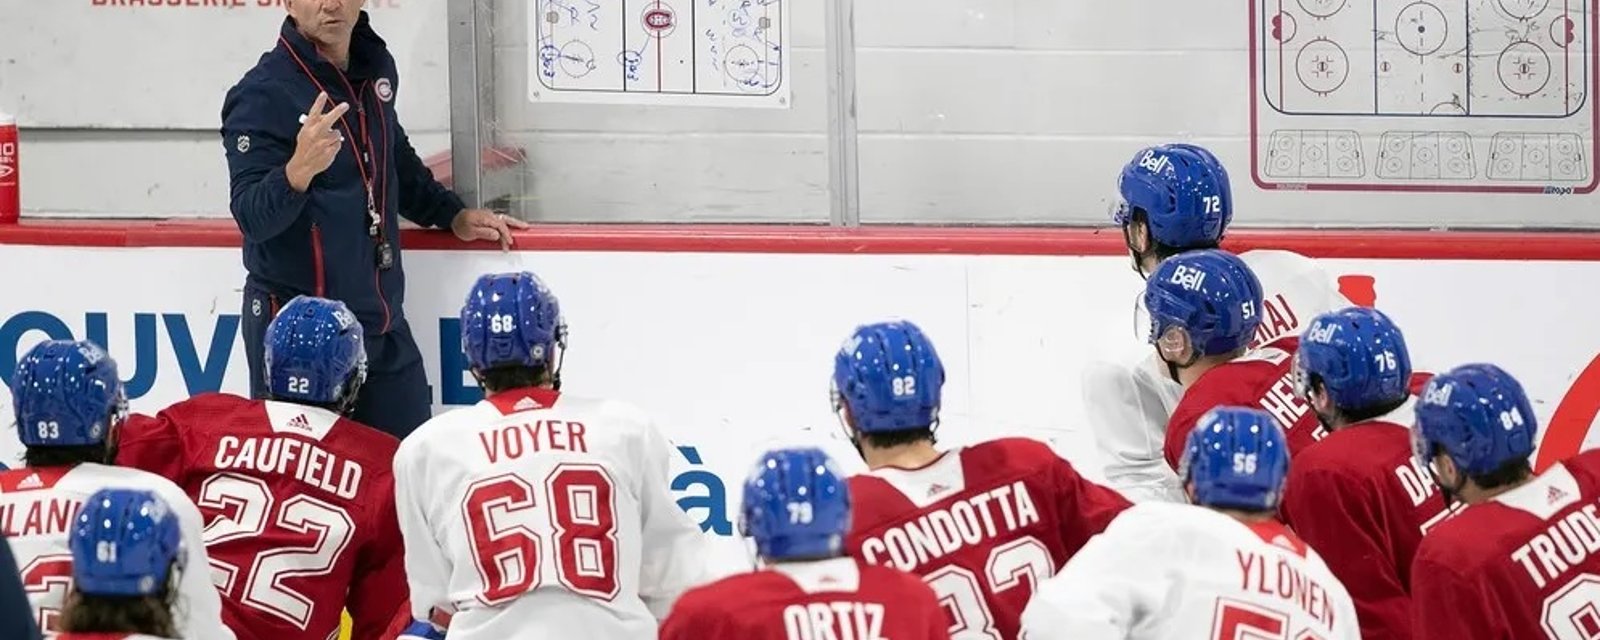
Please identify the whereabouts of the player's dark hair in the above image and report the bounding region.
[1307,375,1408,425]
[858,427,936,450]
[1130,209,1220,260]
[23,444,110,468]
[1468,457,1534,492]
[59,587,179,638]
[478,364,550,394]
[1340,397,1409,425]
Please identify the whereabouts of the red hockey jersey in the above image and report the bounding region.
[659,557,949,640]
[1164,337,1325,471]
[844,438,1131,640]
[1411,449,1600,640]
[1280,416,1450,640]
[116,393,406,640]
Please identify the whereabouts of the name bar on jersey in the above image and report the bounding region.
[214,435,364,500]
[1510,499,1600,589]
[859,481,1040,574]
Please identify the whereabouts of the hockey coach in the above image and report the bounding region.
[221,0,528,438]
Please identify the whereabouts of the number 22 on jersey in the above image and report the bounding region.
[200,473,356,630]
[463,463,621,603]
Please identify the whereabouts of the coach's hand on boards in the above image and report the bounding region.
[286,92,351,193]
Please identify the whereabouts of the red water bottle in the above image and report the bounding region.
[0,111,18,224]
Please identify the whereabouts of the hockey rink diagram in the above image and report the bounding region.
[528,0,789,106]
[1251,0,1600,192]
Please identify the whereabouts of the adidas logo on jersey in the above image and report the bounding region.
[1548,485,1568,505]
[286,414,312,432]
[514,397,542,411]
[1270,534,1297,551]
[927,483,949,498]
[16,473,42,490]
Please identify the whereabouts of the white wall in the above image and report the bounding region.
[6,0,1600,225]
[0,0,449,217]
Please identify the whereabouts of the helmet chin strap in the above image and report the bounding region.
[1159,342,1202,384]
[1122,224,1155,280]
[1430,462,1467,509]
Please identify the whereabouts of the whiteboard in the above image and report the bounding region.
[0,1,449,131]
[527,0,792,107]
[1250,0,1598,193]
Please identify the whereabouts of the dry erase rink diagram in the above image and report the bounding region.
[1251,0,1599,192]
[527,0,790,107]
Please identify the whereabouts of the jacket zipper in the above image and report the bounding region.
[311,223,326,297]
[343,79,394,334]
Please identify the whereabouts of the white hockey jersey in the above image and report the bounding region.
[1021,501,1360,640]
[1083,249,1350,502]
[0,463,234,640]
[393,387,713,640]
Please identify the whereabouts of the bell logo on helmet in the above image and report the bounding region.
[1169,264,1209,291]
[838,335,862,357]
[77,342,107,364]
[1304,320,1339,344]
[141,497,169,522]
[1423,381,1454,407]
[1138,149,1172,175]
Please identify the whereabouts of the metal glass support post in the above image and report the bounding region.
[447,0,495,209]
[824,0,861,226]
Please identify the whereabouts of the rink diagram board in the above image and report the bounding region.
[1250,0,1600,192]
[527,0,791,107]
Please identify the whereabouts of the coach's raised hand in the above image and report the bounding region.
[285,92,350,193]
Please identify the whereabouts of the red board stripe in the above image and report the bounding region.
[2,220,1600,260]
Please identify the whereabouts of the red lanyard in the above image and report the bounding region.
[279,36,386,239]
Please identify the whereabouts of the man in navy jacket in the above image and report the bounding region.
[222,1,528,438]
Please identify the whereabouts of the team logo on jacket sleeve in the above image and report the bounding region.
[375,78,394,103]
[236,136,251,153]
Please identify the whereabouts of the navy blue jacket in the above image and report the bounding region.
[0,536,40,640]
[222,13,462,334]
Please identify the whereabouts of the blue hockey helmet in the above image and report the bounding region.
[1143,249,1263,358]
[13,340,126,447]
[1295,307,1413,411]
[740,447,851,561]
[70,488,184,596]
[264,296,367,409]
[1113,143,1233,249]
[1413,363,1537,477]
[461,271,567,374]
[831,320,945,434]
[1179,406,1290,511]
